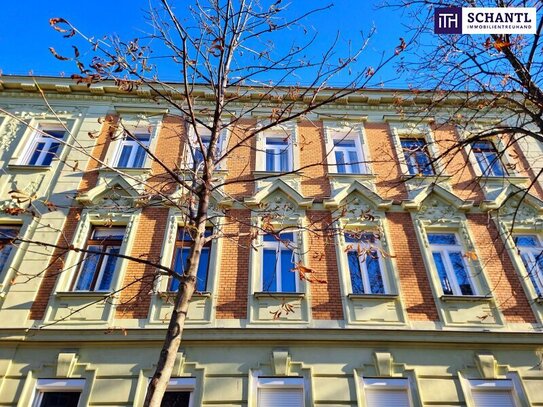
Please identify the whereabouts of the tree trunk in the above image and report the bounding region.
[144,192,210,406]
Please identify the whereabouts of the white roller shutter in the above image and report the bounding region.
[257,387,304,407]
[365,388,410,407]
[472,390,516,407]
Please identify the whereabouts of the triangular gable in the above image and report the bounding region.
[244,179,313,208]
[324,181,392,211]
[76,175,141,206]
[480,184,543,213]
[402,183,473,211]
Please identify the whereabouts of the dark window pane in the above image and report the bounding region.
[262,249,277,292]
[97,248,120,291]
[161,391,191,407]
[348,251,364,294]
[75,247,101,291]
[117,145,133,168]
[132,145,147,168]
[515,235,538,247]
[170,247,190,292]
[44,130,65,139]
[348,150,361,173]
[265,148,275,171]
[28,142,46,165]
[428,233,456,245]
[334,139,356,147]
[39,392,80,407]
[449,252,473,295]
[335,151,346,173]
[42,142,61,166]
[366,252,385,294]
[433,252,453,295]
[196,247,210,291]
[281,249,296,292]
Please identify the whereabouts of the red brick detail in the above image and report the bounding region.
[432,125,484,202]
[307,211,343,320]
[299,121,330,199]
[386,212,440,321]
[78,115,118,193]
[366,123,408,201]
[223,119,256,199]
[29,115,118,320]
[467,214,536,323]
[216,209,251,319]
[116,207,169,319]
[146,115,185,195]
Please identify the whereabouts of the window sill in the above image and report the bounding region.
[440,295,493,302]
[158,291,212,299]
[99,167,152,174]
[55,291,113,299]
[328,173,376,180]
[253,171,298,178]
[348,293,398,301]
[254,291,305,299]
[476,175,529,184]
[401,174,452,182]
[7,164,52,172]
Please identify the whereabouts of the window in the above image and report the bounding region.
[115,132,150,168]
[192,135,211,168]
[161,378,195,407]
[514,235,543,297]
[23,126,65,166]
[428,233,475,296]
[261,232,297,293]
[32,379,84,407]
[400,138,434,175]
[72,227,125,291]
[469,380,518,407]
[345,231,386,294]
[257,377,304,407]
[169,228,212,292]
[0,225,19,273]
[265,137,291,172]
[363,378,412,407]
[333,138,363,174]
[471,140,506,177]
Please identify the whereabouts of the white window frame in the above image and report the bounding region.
[264,134,293,172]
[261,232,299,293]
[71,227,125,292]
[362,377,413,407]
[19,124,66,166]
[32,379,85,407]
[399,137,435,176]
[323,122,370,175]
[387,120,441,176]
[163,377,196,407]
[470,139,508,177]
[113,132,151,168]
[513,233,543,297]
[344,231,388,294]
[257,377,305,407]
[331,134,366,174]
[427,232,478,296]
[468,379,521,407]
[254,123,297,173]
[185,123,227,170]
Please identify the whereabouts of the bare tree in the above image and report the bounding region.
[0,1,414,405]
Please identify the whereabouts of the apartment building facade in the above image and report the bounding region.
[0,76,541,406]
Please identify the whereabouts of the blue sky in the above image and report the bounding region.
[0,1,411,87]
